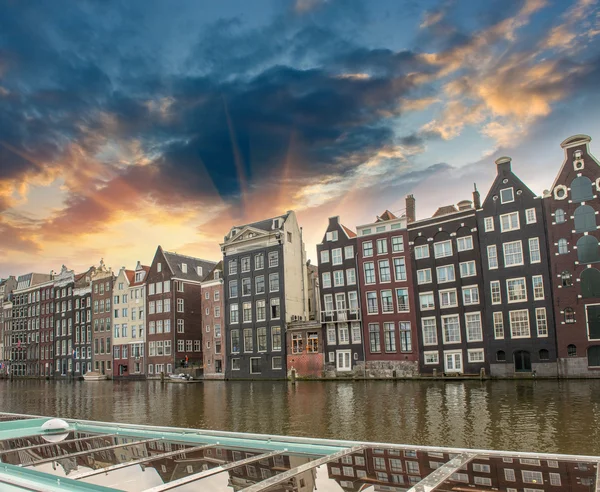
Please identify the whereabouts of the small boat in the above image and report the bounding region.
[167,373,201,383]
[83,371,107,381]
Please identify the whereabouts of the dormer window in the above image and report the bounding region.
[157,263,162,272]
[214,270,220,280]
[273,219,280,229]
[182,263,187,274]
[197,266,203,276]
[135,272,144,282]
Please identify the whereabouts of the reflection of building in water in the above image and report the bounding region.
[325,447,598,491]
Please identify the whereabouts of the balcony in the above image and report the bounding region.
[320,309,361,323]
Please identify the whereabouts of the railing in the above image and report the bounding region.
[320,309,361,323]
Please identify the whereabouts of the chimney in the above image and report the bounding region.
[405,194,416,223]
[495,156,512,174]
[473,183,481,209]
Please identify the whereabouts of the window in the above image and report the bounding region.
[270,298,280,319]
[396,288,409,312]
[417,268,431,284]
[362,241,373,257]
[333,270,344,287]
[439,289,458,308]
[562,270,573,287]
[522,470,543,484]
[442,315,460,344]
[503,241,523,266]
[229,260,238,275]
[346,268,356,285]
[564,307,575,323]
[571,175,594,202]
[587,305,600,339]
[493,312,504,339]
[510,310,530,338]
[457,236,473,251]
[462,286,479,305]
[414,244,429,259]
[500,212,520,232]
[581,268,600,297]
[558,238,568,254]
[484,217,494,232]
[459,261,476,278]
[243,302,252,322]
[393,257,406,281]
[332,248,342,265]
[326,230,338,241]
[383,323,396,352]
[255,253,264,270]
[500,187,514,203]
[250,276,263,295]
[351,322,361,343]
[269,273,279,292]
[177,298,184,312]
[436,265,455,283]
[363,262,375,284]
[497,350,506,362]
[419,292,435,310]
[307,332,319,352]
[507,278,527,302]
[268,251,278,267]
[532,275,544,300]
[487,245,498,269]
[272,356,282,370]
[555,208,566,223]
[369,324,381,353]
[549,472,561,486]
[344,245,354,259]
[536,308,548,336]
[568,344,577,357]
[577,235,600,263]
[391,236,404,252]
[468,349,485,363]
[231,358,240,371]
[525,208,537,224]
[338,323,349,344]
[376,238,388,255]
[504,468,516,481]
[322,272,331,288]
[230,304,239,323]
[434,240,452,258]
[400,322,412,352]
[378,260,391,282]
[525,237,541,264]
[381,290,393,313]
[272,326,281,351]
[243,328,254,352]
[240,257,250,273]
[250,358,261,374]
[465,313,483,342]
[424,351,439,364]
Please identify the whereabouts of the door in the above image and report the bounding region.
[101,361,105,375]
[514,350,532,372]
[336,350,351,371]
[444,351,463,374]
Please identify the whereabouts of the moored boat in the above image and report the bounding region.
[82,371,107,381]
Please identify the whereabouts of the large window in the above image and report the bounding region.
[588,346,600,367]
[393,258,406,281]
[509,310,530,338]
[507,278,527,302]
[536,308,548,337]
[571,176,594,202]
[396,288,409,312]
[379,260,391,282]
[434,240,452,258]
[442,316,460,344]
[532,275,545,300]
[462,286,479,305]
[500,212,520,232]
[581,268,600,298]
[419,292,435,310]
[322,272,331,288]
[414,244,429,259]
[574,205,597,232]
[417,269,432,284]
[270,298,280,319]
[381,290,394,313]
[457,236,473,251]
[399,322,412,352]
[244,329,253,352]
[272,326,281,351]
[364,262,375,284]
[503,241,523,266]
[392,236,404,252]
[369,324,381,353]
[439,289,458,308]
[493,312,504,339]
[377,238,388,255]
[465,313,483,342]
[577,235,600,263]
[459,261,476,278]
[384,323,396,352]
[332,248,343,265]
[362,241,373,257]
[587,305,600,340]
[529,237,541,263]
[436,265,455,283]
[421,318,438,345]
[366,292,378,314]
[487,245,498,269]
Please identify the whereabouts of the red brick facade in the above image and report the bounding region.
[200,263,224,378]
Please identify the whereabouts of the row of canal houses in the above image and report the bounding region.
[1,134,600,379]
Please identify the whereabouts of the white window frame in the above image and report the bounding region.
[467,348,485,363]
[441,315,461,344]
[433,240,452,259]
[436,264,456,284]
[419,292,435,311]
[414,244,429,259]
[525,208,537,224]
[320,250,330,263]
[459,260,476,278]
[493,312,504,339]
[503,240,524,267]
[536,307,548,337]
[490,280,502,304]
[421,318,438,346]
[500,187,514,204]
[532,275,544,300]
[423,350,439,364]
[500,211,520,232]
[465,312,483,342]
[332,248,343,265]
[462,285,479,305]
[487,245,498,269]
[507,277,527,303]
[456,236,473,251]
[529,237,541,264]
[417,268,432,285]
[509,309,531,338]
[439,288,458,309]
[484,217,494,232]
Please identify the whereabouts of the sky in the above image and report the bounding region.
[1,0,600,277]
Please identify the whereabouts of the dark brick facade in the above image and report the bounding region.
[91,269,114,377]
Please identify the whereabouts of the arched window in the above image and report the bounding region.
[574,205,597,233]
[496,350,506,362]
[558,239,568,254]
[564,307,575,323]
[567,344,577,357]
[581,268,600,298]
[561,271,573,287]
[555,209,566,223]
[539,349,549,360]
[571,176,594,202]
[588,346,600,367]
[577,235,600,263]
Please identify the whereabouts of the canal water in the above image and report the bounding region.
[0,379,599,455]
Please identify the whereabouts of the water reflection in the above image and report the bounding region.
[1,379,600,455]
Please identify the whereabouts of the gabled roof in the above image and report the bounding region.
[131,266,150,286]
[124,270,135,285]
[163,250,217,282]
[341,224,357,238]
[432,205,459,217]
[203,261,223,282]
[232,212,291,233]
[376,210,397,222]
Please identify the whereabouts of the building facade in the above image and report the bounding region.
[53,266,75,378]
[91,264,113,377]
[222,211,308,379]
[316,216,363,375]
[146,246,215,378]
[200,262,224,379]
[357,209,419,377]
[478,157,557,377]
[409,197,487,375]
[544,134,600,377]
[73,271,94,377]
[39,281,55,377]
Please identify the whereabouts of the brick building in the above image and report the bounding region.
[356,206,419,377]
[200,261,224,378]
[39,280,55,377]
[544,134,600,377]
[316,216,363,375]
[408,194,487,375]
[478,157,557,377]
[91,263,114,377]
[146,246,216,378]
